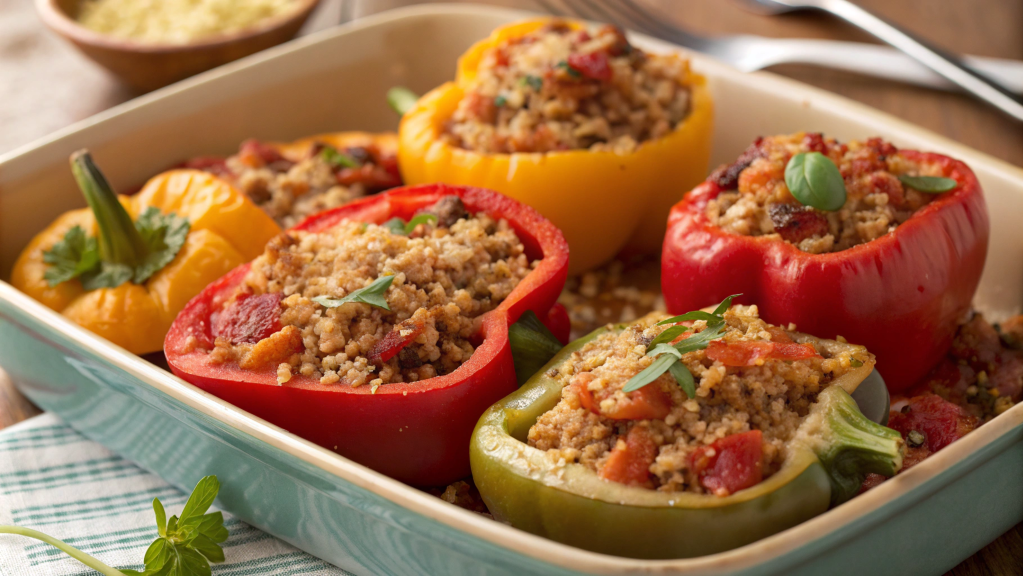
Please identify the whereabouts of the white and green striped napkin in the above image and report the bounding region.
[0,413,352,576]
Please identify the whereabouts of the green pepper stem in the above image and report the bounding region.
[806,386,905,505]
[0,525,128,576]
[70,150,148,268]
[509,310,564,386]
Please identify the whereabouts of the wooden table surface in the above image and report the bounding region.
[0,0,1020,574]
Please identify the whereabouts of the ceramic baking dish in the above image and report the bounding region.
[0,5,1021,575]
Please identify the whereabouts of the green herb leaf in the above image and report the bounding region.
[321,145,362,169]
[494,94,507,107]
[647,324,692,348]
[785,152,847,211]
[42,225,101,286]
[80,263,134,291]
[673,322,727,355]
[509,310,564,386]
[898,174,957,193]
[850,358,864,368]
[711,294,742,317]
[668,360,696,399]
[387,87,419,116]
[404,214,438,234]
[622,352,679,392]
[178,476,219,526]
[520,75,543,90]
[313,275,394,311]
[556,60,581,78]
[382,218,406,235]
[133,207,191,284]
[153,498,167,538]
[656,310,719,327]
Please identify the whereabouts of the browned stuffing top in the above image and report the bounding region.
[707,133,944,254]
[443,21,693,154]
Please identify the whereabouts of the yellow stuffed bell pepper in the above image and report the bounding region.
[398,18,713,273]
[11,151,280,355]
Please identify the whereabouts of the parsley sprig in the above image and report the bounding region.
[43,151,190,290]
[0,475,227,576]
[622,295,740,398]
[313,275,395,311]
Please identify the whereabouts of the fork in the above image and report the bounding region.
[535,0,1023,98]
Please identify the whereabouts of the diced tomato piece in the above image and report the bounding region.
[599,426,657,487]
[690,430,764,496]
[888,393,977,452]
[368,320,425,364]
[766,326,794,343]
[213,293,283,345]
[567,52,612,81]
[572,375,672,421]
[767,203,830,243]
[706,340,819,367]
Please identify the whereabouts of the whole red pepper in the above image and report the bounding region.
[165,184,570,486]
[662,149,988,392]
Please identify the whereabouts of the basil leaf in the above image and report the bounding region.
[321,146,361,169]
[404,214,438,234]
[785,152,846,211]
[42,225,101,286]
[668,360,696,399]
[387,87,419,116]
[898,175,957,193]
[623,353,678,392]
[382,218,406,235]
[313,275,394,311]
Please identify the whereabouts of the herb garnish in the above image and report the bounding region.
[387,87,419,116]
[622,294,740,398]
[898,175,958,193]
[313,275,395,311]
[381,214,438,236]
[555,60,582,78]
[520,75,543,90]
[785,152,847,211]
[494,95,507,107]
[321,146,361,169]
[0,475,227,576]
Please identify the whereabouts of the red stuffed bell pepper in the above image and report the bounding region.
[165,183,569,485]
[662,133,989,391]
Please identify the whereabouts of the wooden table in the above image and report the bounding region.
[0,0,1020,573]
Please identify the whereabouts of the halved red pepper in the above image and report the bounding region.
[164,183,570,486]
[662,149,988,392]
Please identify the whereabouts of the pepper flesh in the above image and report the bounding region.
[470,323,902,559]
[398,18,713,273]
[662,149,989,391]
[12,168,280,355]
[165,183,570,486]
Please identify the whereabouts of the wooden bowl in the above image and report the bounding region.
[36,0,322,91]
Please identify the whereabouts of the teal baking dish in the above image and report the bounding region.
[1,5,1021,575]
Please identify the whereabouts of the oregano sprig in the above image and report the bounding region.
[622,294,741,398]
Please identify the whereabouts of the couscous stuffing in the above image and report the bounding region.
[707,133,945,254]
[528,306,873,494]
[184,138,401,228]
[207,196,536,388]
[442,21,694,154]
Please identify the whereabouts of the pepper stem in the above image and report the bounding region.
[70,150,148,268]
[0,526,128,576]
[804,386,905,505]
[509,310,564,386]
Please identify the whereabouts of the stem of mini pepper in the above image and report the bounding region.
[70,150,148,268]
[509,310,564,386]
[0,526,128,576]
[807,386,905,505]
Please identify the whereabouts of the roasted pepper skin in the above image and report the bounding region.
[662,150,989,392]
[12,170,280,355]
[165,184,570,486]
[470,324,889,559]
[398,19,713,273]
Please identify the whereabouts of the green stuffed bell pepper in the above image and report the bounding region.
[473,303,904,559]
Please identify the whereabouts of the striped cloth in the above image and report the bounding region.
[0,413,351,576]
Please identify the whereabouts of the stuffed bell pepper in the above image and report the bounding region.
[11,151,279,355]
[471,300,904,558]
[165,183,570,486]
[180,132,401,228]
[398,19,713,273]
[662,133,989,391]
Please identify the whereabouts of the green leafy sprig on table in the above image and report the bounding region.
[0,475,227,576]
[621,295,740,399]
[313,275,395,311]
